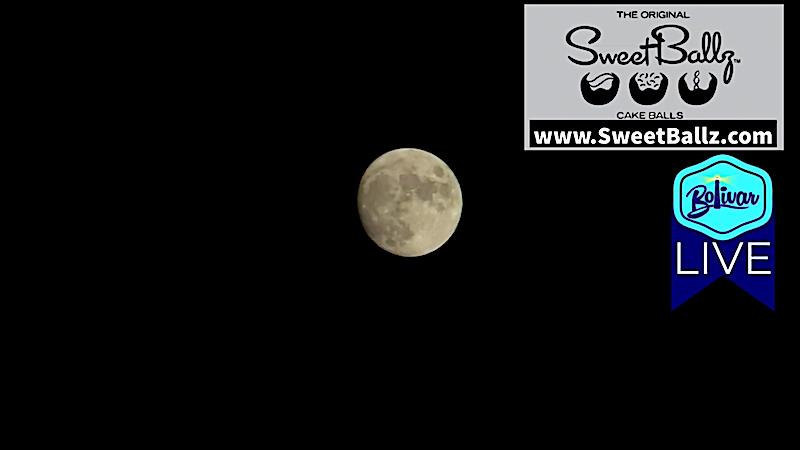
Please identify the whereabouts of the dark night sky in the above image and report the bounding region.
[303,2,798,395]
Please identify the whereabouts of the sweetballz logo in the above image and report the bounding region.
[672,155,774,310]
[571,25,731,107]
[523,4,784,150]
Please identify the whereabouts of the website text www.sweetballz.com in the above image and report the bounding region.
[527,120,778,148]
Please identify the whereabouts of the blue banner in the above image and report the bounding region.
[671,154,774,310]
[671,217,774,310]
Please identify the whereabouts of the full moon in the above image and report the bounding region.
[358,148,462,257]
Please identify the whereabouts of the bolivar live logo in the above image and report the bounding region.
[672,155,774,309]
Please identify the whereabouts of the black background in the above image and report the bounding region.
[307,2,797,394]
